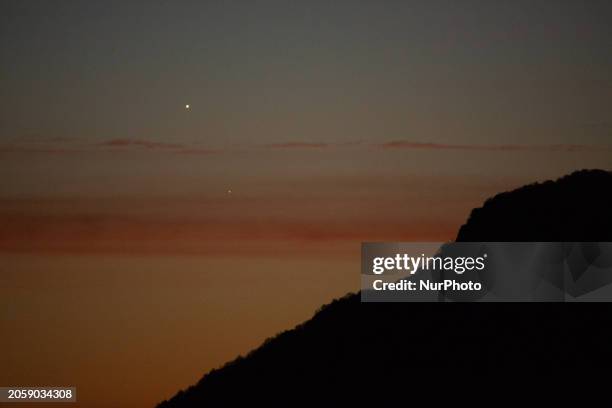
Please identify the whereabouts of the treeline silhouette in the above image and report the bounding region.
[158,169,612,407]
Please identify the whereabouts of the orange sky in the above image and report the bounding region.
[1,144,610,408]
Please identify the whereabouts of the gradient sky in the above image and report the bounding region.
[1,1,611,407]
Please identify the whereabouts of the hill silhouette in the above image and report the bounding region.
[158,169,612,407]
[456,169,612,242]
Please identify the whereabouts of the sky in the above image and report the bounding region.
[1,1,611,407]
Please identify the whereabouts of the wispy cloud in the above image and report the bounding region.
[1,138,187,154]
[0,200,455,255]
[0,146,84,154]
[377,140,612,153]
[100,139,184,149]
[262,142,330,149]
[2,137,609,156]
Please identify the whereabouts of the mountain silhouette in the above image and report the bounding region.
[158,169,612,407]
[456,169,612,242]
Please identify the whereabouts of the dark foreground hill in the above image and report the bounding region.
[158,169,612,406]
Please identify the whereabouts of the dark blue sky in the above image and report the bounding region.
[2,0,611,147]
